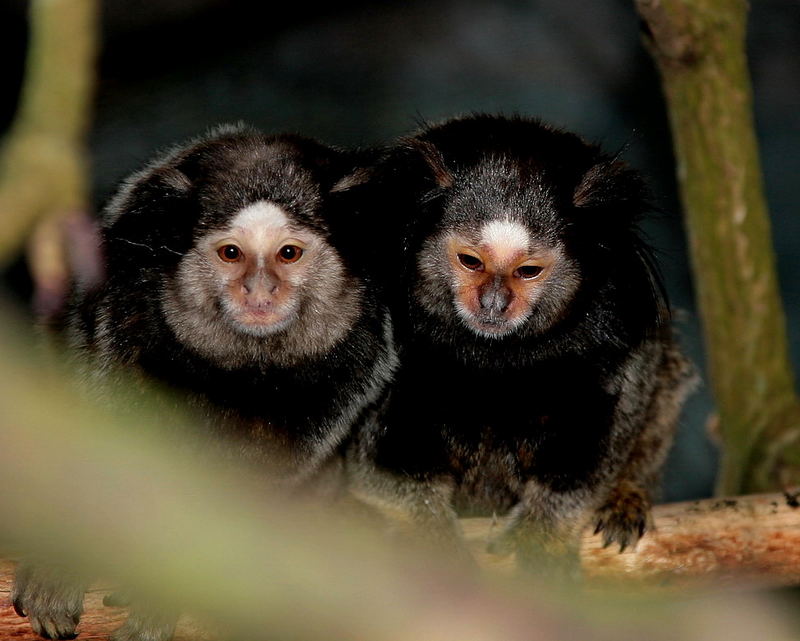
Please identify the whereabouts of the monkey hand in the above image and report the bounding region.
[107,608,176,641]
[486,519,582,582]
[101,587,177,641]
[593,480,652,552]
[12,563,87,640]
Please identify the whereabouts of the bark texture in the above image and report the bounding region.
[468,491,800,586]
[634,0,800,495]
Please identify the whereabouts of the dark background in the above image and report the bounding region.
[1,0,798,501]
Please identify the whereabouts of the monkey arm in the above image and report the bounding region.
[482,348,666,573]
[618,339,698,493]
[594,338,699,550]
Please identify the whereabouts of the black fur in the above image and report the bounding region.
[348,114,696,569]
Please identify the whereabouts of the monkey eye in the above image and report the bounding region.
[218,244,243,263]
[514,265,544,280]
[457,253,484,271]
[277,244,304,264]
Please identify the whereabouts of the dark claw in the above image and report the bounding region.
[38,621,55,640]
[594,521,604,535]
[36,618,79,640]
[619,541,628,553]
[638,521,646,538]
[12,598,27,618]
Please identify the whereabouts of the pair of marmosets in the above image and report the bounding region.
[13,115,696,641]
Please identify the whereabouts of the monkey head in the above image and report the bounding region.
[103,126,363,368]
[411,156,582,340]
[402,115,653,343]
[418,216,578,338]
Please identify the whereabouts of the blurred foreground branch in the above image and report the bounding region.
[0,0,99,312]
[634,0,800,495]
[3,492,800,640]
[0,315,799,641]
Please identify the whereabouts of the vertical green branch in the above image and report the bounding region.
[0,0,99,265]
[634,0,800,494]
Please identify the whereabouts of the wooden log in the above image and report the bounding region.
[2,492,800,639]
[464,492,800,586]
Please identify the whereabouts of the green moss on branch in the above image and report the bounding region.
[634,0,800,494]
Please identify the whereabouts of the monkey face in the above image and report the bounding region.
[197,201,333,336]
[417,218,580,339]
[162,198,361,366]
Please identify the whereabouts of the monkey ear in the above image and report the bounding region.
[572,160,648,223]
[408,138,454,189]
[102,158,196,271]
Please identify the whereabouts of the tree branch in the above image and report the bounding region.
[633,0,800,495]
[468,491,800,586]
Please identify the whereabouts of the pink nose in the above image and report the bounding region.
[241,280,279,310]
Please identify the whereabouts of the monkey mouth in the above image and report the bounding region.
[463,314,518,338]
[453,302,520,338]
[235,312,295,336]
[224,302,297,336]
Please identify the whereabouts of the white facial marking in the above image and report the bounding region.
[479,219,529,262]
[229,201,292,253]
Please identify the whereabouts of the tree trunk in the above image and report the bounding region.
[633,0,800,495]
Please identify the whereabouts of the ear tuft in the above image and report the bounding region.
[331,166,374,193]
[409,138,454,189]
[573,160,648,221]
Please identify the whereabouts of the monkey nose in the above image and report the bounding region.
[479,285,511,314]
[241,279,279,309]
[242,283,278,295]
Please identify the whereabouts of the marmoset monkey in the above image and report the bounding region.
[13,125,396,640]
[348,114,696,573]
